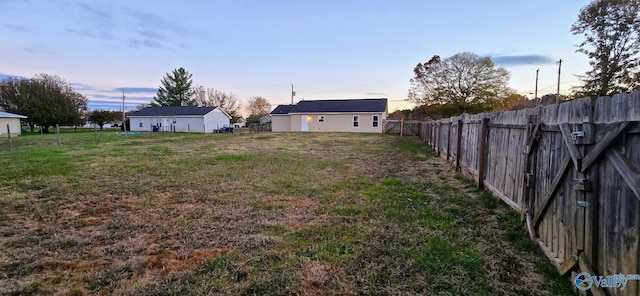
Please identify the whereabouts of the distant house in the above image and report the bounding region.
[270,98,387,133]
[84,122,114,129]
[0,111,27,137]
[128,106,231,133]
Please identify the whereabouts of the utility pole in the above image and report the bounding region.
[556,59,562,104]
[534,68,539,101]
[291,84,295,105]
[122,90,127,138]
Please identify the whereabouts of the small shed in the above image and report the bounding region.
[0,111,27,137]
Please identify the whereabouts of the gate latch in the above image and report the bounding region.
[571,131,585,140]
[577,201,589,208]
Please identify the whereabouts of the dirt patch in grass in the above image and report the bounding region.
[0,132,571,295]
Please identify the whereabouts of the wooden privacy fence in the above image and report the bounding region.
[383,119,421,136]
[420,92,640,296]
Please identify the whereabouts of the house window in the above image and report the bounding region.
[172,120,177,124]
[318,115,325,123]
[139,122,143,128]
[373,115,379,127]
[353,115,359,127]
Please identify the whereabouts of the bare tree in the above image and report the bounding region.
[246,96,271,118]
[190,85,243,122]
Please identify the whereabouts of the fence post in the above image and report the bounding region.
[446,121,452,162]
[188,124,191,134]
[56,124,61,147]
[436,122,441,156]
[477,118,489,189]
[430,122,434,148]
[456,119,463,171]
[400,118,404,137]
[94,126,98,144]
[7,124,12,150]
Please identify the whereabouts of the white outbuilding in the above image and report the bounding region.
[128,106,231,133]
[0,111,27,137]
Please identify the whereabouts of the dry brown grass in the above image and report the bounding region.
[0,132,571,295]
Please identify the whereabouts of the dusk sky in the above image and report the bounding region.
[1,0,592,114]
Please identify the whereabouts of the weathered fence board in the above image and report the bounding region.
[418,91,640,296]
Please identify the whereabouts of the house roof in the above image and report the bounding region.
[271,104,295,115]
[129,106,218,117]
[270,98,387,115]
[0,111,27,119]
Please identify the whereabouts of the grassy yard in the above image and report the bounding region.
[0,131,572,295]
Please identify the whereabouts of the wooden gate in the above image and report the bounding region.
[420,94,640,296]
[524,97,640,296]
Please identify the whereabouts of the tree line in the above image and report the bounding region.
[405,0,640,119]
[0,74,87,133]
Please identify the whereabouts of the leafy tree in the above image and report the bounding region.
[0,74,87,133]
[153,67,194,106]
[408,52,512,116]
[246,96,271,118]
[571,0,640,97]
[492,93,529,110]
[245,115,261,126]
[191,85,243,122]
[88,110,119,130]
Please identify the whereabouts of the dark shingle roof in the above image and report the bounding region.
[129,106,217,117]
[271,105,295,115]
[270,98,387,115]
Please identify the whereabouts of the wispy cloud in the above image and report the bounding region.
[116,87,157,93]
[3,24,29,32]
[1,74,152,110]
[492,54,556,66]
[365,92,388,96]
[66,2,114,40]
[23,46,58,55]
[76,2,111,19]
[70,82,155,110]
[0,73,23,81]
[125,8,189,50]
[128,39,163,49]
[64,3,190,51]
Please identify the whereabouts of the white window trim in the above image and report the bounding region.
[372,115,379,127]
[353,115,359,128]
[318,115,325,123]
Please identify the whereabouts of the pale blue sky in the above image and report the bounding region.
[0,0,591,113]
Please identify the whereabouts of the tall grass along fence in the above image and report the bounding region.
[420,92,640,296]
